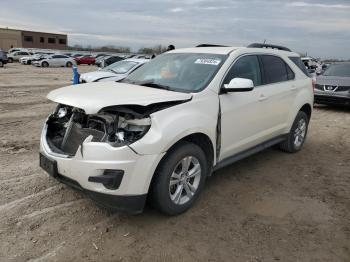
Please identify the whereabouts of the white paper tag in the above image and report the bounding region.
[194,58,221,66]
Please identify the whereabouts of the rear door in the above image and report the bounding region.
[258,55,296,134]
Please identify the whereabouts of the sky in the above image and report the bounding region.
[0,0,349,59]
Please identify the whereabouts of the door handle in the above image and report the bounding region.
[258,94,268,102]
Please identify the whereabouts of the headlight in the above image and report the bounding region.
[111,115,151,147]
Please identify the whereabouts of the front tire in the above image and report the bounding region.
[279,111,309,153]
[66,61,73,67]
[42,61,49,67]
[150,141,208,215]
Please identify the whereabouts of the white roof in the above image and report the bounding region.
[170,46,238,55]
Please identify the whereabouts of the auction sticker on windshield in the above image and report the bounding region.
[194,58,221,66]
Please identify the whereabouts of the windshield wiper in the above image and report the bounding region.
[137,80,171,91]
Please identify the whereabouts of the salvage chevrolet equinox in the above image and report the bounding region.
[40,43,314,215]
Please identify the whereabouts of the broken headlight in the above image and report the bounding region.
[107,114,151,147]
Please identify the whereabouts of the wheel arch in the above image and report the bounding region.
[147,132,215,196]
[299,103,312,121]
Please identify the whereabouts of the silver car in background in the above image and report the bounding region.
[315,63,350,106]
[80,58,149,83]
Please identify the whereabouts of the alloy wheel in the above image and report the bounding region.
[294,118,306,148]
[169,156,201,205]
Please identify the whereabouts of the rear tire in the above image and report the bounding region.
[66,61,73,67]
[279,111,309,153]
[150,141,208,215]
[42,61,49,67]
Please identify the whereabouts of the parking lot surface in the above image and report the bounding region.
[0,64,349,262]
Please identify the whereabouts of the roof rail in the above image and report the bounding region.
[196,44,229,47]
[247,43,291,52]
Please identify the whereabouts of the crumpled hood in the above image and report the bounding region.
[316,76,350,86]
[80,71,120,83]
[47,82,192,114]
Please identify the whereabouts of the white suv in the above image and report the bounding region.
[40,44,313,215]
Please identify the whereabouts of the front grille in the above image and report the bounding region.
[315,84,350,92]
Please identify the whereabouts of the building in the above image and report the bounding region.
[0,28,67,51]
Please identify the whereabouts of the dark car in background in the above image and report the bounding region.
[0,50,8,67]
[100,55,124,67]
[315,63,350,106]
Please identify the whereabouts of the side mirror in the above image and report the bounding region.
[223,78,254,92]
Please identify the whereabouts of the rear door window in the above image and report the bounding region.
[260,55,290,84]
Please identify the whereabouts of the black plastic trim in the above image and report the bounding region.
[248,43,292,52]
[213,135,287,171]
[88,170,124,190]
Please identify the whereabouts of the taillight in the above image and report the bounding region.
[312,78,316,93]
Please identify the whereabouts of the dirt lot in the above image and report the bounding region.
[0,63,349,262]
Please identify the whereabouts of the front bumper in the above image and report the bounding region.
[40,125,164,213]
[314,91,350,106]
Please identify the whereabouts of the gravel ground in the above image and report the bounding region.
[0,63,349,262]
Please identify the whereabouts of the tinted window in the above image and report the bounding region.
[40,37,45,43]
[261,55,290,84]
[48,38,56,44]
[223,55,262,86]
[59,39,66,45]
[289,56,309,76]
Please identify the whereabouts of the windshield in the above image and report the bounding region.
[103,60,138,74]
[323,64,350,77]
[124,53,227,92]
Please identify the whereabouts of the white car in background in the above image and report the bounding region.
[32,54,76,68]
[20,54,47,65]
[7,51,33,63]
[80,58,149,83]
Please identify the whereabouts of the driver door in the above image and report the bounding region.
[219,55,271,161]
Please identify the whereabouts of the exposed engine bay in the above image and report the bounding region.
[46,104,151,156]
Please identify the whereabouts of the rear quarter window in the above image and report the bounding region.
[289,56,309,77]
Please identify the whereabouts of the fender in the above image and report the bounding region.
[130,91,219,163]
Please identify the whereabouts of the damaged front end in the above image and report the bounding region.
[45,104,152,156]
